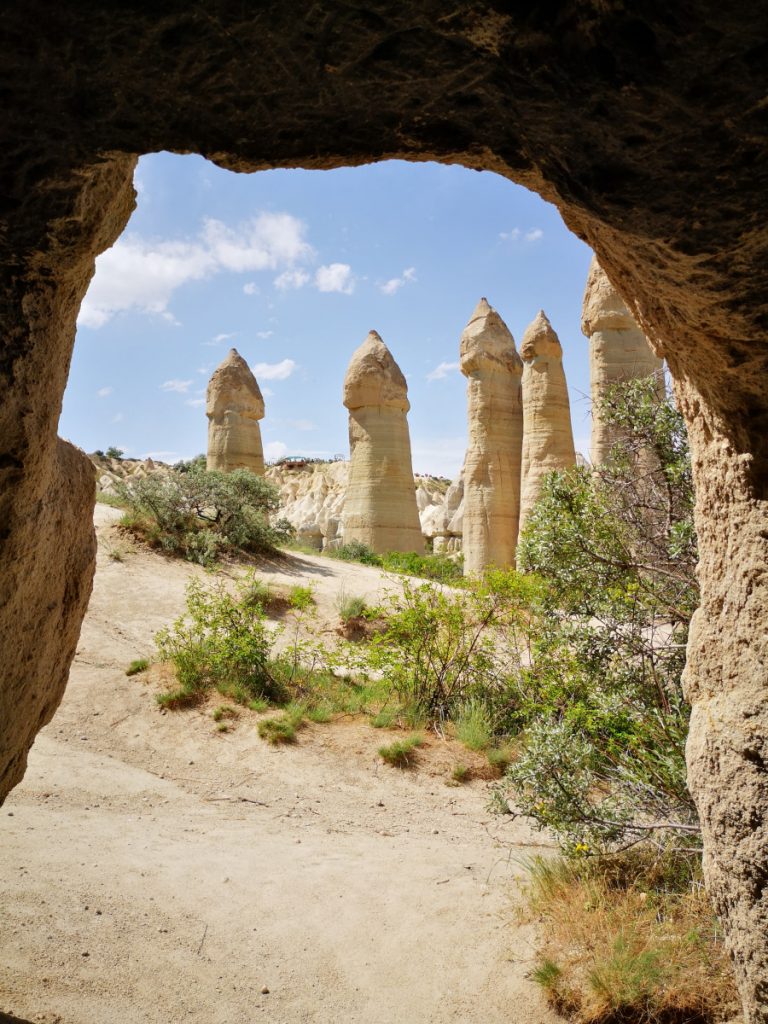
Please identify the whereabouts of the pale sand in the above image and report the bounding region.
[0,506,559,1024]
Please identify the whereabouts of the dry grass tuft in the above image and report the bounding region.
[524,852,738,1024]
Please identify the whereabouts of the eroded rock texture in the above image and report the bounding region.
[342,331,422,553]
[582,257,664,466]
[460,299,523,574]
[3,4,768,1017]
[519,311,576,538]
[206,349,265,474]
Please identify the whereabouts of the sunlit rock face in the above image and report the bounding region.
[518,310,576,540]
[206,349,265,475]
[581,258,663,467]
[342,331,422,554]
[459,299,523,574]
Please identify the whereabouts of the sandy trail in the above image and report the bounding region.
[0,507,559,1024]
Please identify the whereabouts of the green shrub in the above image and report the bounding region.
[455,698,493,751]
[118,466,284,564]
[105,446,124,460]
[337,592,368,622]
[328,541,382,566]
[380,550,464,584]
[125,658,149,676]
[154,575,278,708]
[378,734,423,768]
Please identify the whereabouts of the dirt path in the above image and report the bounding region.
[0,507,560,1024]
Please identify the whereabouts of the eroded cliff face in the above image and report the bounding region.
[342,331,423,554]
[3,5,768,1018]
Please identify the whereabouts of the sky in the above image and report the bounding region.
[61,153,594,479]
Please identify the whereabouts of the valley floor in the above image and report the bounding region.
[0,506,560,1024]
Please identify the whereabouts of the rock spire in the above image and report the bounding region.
[459,298,523,574]
[206,348,265,474]
[581,257,663,465]
[519,310,576,539]
[342,331,422,553]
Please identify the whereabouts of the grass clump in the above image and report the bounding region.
[378,734,423,768]
[126,658,149,676]
[336,591,369,623]
[212,704,239,723]
[525,851,738,1023]
[258,705,306,745]
[380,549,464,584]
[451,763,471,784]
[455,699,493,751]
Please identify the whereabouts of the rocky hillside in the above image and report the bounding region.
[91,454,464,553]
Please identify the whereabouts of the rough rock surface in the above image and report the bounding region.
[421,474,465,553]
[519,311,576,537]
[460,299,523,574]
[581,258,663,466]
[206,349,265,474]
[3,6,768,1017]
[342,331,423,553]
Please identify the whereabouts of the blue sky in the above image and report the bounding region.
[62,153,593,478]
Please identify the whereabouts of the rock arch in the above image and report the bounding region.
[2,4,768,1019]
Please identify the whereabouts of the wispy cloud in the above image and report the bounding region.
[252,358,297,381]
[112,413,124,423]
[315,263,354,294]
[185,397,206,408]
[255,330,274,339]
[79,212,315,329]
[160,379,193,394]
[243,281,258,295]
[380,266,416,296]
[265,440,288,461]
[427,361,460,382]
[144,450,178,461]
[499,227,544,243]
[274,268,310,290]
[97,386,113,398]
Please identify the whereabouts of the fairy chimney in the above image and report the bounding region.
[459,298,523,574]
[206,348,265,474]
[581,257,663,466]
[519,310,576,538]
[342,331,423,553]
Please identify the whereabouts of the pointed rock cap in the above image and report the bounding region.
[520,310,563,362]
[581,256,634,335]
[459,298,522,377]
[343,330,410,411]
[206,348,265,419]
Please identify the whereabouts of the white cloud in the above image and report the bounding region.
[315,263,354,294]
[160,379,193,394]
[144,450,178,461]
[252,358,297,381]
[262,387,274,398]
[213,332,236,344]
[243,281,258,295]
[264,441,288,461]
[499,227,543,243]
[427,361,460,382]
[255,330,274,339]
[79,212,314,329]
[185,397,206,408]
[97,386,113,398]
[380,266,417,296]
[274,268,310,290]
[410,436,467,478]
[197,365,211,375]
[112,413,124,423]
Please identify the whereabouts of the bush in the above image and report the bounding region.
[380,550,464,584]
[118,466,285,564]
[328,541,383,566]
[498,376,700,855]
[125,658,149,676]
[105,446,124,460]
[154,575,278,708]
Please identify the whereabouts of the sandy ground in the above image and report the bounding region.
[0,507,560,1024]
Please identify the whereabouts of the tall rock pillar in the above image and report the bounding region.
[519,310,576,538]
[206,348,266,474]
[342,331,423,553]
[581,256,663,466]
[460,298,523,574]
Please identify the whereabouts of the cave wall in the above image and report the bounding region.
[2,2,767,1018]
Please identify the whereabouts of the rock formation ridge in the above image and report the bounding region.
[206,349,265,474]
